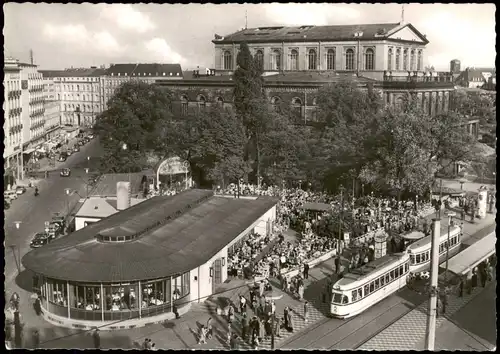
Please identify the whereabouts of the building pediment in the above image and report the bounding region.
[387,24,428,44]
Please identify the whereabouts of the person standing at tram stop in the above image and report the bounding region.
[92,328,101,349]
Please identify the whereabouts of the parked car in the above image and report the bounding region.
[66,150,73,156]
[78,140,85,146]
[51,215,66,229]
[73,145,80,152]
[4,190,18,201]
[88,134,94,139]
[4,199,10,210]
[58,155,67,162]
[83,136,91,143]
[60,168,71,177]
[15,186,27,195]
[30,233,50,248]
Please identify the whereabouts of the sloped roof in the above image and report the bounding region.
[106,63,183,77]
[214,23,403,44]
[40,68,106,78]
[76,197,146,218]
[22,189,278,282]
[90,173,146,197]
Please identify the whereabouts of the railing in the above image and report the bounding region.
[383,71,454,83]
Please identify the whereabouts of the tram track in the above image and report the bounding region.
[281,290,425,350]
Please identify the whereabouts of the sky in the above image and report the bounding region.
[3,3,496,71]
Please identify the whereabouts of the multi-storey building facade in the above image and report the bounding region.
[213,22,427,80]
[4,58,23,177]
[42,77,62,140]
[102,63,183,110]
[40,67,106,128]
[20,62,46,148]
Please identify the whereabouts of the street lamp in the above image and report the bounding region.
[337,185,345,275]
[444,211,456,302]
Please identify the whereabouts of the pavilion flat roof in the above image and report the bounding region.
[22,189,277,283]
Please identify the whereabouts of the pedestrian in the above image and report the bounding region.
[227,305,234,324]
[198,325,207,345]
[32,330,40,349]
[303,301,309,322]
[143,338,149,349]
[288,312,294,333]
[258,318,266,342]
[92,328,101,349]
[480,267,487,287]
[264,317,272,340]
[206,317,213,339]
[271,300,276,315]
[151,343,157,351]
[459,277,464,297]
[298,283,304,300]
[239,295,247,313]
[471,269,478,290]
[259,281,265,298]
[303,263,310,279]
[173,304,180,319]
[283,307,289,330]
[227,323,232,344]
[241,313,248,341]
[470,208,475,222]
[146,338,153,350]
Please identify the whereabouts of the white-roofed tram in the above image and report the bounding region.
[406,225,462,276]
[331,253,410,319]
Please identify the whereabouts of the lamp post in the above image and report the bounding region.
[121,143,131,183]
[10,221,22,275]
[444,211,456,286]
[337,185,345,275]
[271,312,275,349]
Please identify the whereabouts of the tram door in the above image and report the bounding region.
[212,259,222,293]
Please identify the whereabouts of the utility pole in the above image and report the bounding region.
[271,312,275,349]
[425,218,440,350]
[245,10,248,29]
[337,185,344,274]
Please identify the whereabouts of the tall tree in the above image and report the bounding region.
[233,42,266,180]
[188,105,250,187]
[94,81,174,173]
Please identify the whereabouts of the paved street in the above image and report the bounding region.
[4,137,103,287]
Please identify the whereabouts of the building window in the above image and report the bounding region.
[388,48,393,71]
[271,96,281,112]
[180,95,188,116]
[290,50,298,71]
[403,49,408,71]
[216,96,224,107]
[365,48,375,70]
[197,94,206,112]
[417,50,423,71]
[291,97,302,121]
[327,49,335,70]
[308,49,317,70]
[255,50,264,70]
[345,49,355,70]
[410,50,416,71]
[223,51,232,70]
[396,48,401,70]
[271,50,281,71]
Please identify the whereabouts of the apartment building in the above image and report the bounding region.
[102,63,183,110]
[40,67,106,127]
[4,58,23,178]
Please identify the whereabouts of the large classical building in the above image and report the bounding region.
[156,22,473,133]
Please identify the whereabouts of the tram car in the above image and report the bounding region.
[406,225,462,276]
[331,253,410,319]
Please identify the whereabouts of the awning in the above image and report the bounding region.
[22,148,36,154]
[445,232,496,276]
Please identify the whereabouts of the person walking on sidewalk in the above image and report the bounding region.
[274,315,281,338]
[288,312,294,333]
[241,313,248,341]
[303,263,310,279]
[32,330,40,349]
[206,317,213,340]
[303,301,309,322]
[283,307,289,330]
[298,283,304,300]
[198,325,207,345]
[92,328,101,349]
[239,295,247,313]
[471,269,478,291]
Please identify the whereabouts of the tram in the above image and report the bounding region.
[330,253,410,319]
[406,225,462,275]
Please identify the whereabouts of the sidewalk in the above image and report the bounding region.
[357,214,496,351]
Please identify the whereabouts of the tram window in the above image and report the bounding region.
[333,293,343,304]
[416,254,421,263]
[374,279,380,290]
[390,271,395,280]
[380,276,385,286]
[405,263,409,272]
[342,295,349,304]
[352,290,358,301]
[410,255,415,264]
[358,289,363,298]
[427,251,431,260]
[395,268,400,277]
[385,274,390,283]
[369,282,375,293]
[364,285,369,295]
[399,266,404,274]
